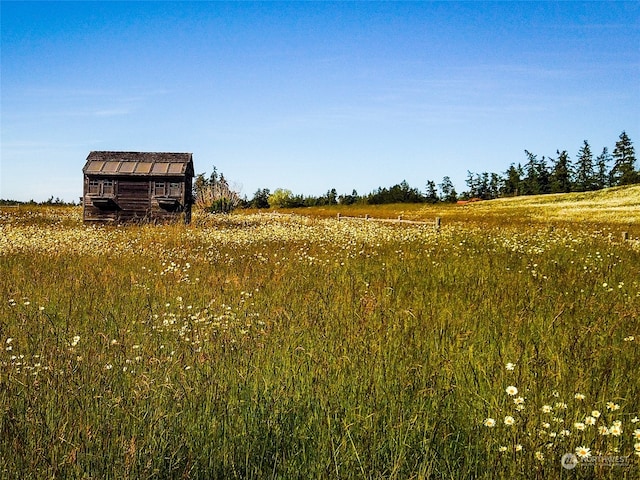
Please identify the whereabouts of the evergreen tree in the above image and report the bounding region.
[502,164,522,196]
[250,188,270,208]
[425,181,439,203]
[550,150,572,193]
[439,176,457,203]
[325,188,338,205]
[574,140,595,191]
[611,131,638,185]
[489,173,501,199]
[594,147,611,190]
[536,156,551,194]
[465,171,480,198]
[523,150,540,195]
[338,190,359,205]
[479,172,491,199]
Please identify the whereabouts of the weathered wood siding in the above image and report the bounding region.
[82,151,194,224]
[83,177,191,223]
[117,179,151,222]
[83,177,119,223]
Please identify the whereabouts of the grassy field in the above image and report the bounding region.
[1,186,639,479]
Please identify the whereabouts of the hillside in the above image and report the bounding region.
[290,185,640,233]
[463,184,640,225]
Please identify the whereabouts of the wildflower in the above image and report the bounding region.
[585,416,596,426]
[505,362,516,371]
[513,396,525,405]
[498,446,508,452]
[574,393,585,401]
[606,402,620,411]
[483,418,496,427]
[541,405,553,413]
[575,446,591,459]
[634,429,640,440]
[535,451,544,461]
[591,410,601,418]
[610,424,622,436]
[506,386,518,396]
[5,338,13,344]
[71,335,80,347]
[635,443,640,453]
[624,336,635,341]
[515,444,523,452]
[504,416,515,426]
[555,402,568,410]
[598,426,610,435]
[632,417,639,423]
[560,429,571,437]
[541,422,550,429]
[104,364,113,370]
[574,422,586,431]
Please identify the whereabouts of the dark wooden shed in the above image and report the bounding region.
[82,151,194,224]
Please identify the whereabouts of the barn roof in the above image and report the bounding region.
[83,151,194,177]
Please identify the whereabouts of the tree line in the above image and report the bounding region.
[0,196,78,206]
[467,131,637,200]
[196,131,638,211]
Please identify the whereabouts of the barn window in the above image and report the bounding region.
[89,180,100,194]
[169,182,182,196]
[102,179,114,195]
[154,181,166,196]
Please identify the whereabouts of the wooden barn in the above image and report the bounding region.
[82,151,194,224]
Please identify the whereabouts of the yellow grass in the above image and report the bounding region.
[252,185,640,236]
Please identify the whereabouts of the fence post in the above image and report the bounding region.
[398,215,403,222]
[622,231,629,241]
[435,217,441,232]
[365,214,370,220]
[337,213,341,221]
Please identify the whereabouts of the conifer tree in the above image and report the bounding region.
[502,164,522,196]
[550,150,572,193]
[594,147,610,190]
[439,176,457,202]
[611,131,638,185]
[523,150,540,195]
[425,181,439,203]
[574,140,595,191]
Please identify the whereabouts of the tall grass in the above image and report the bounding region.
[1,201,639,479]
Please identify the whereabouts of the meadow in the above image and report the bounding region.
[1,187,639,479]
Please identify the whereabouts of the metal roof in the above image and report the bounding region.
[83,151,194,177]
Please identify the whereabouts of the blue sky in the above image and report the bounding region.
[2,1,639,202]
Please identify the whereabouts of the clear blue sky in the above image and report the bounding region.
[2,1,639,202]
